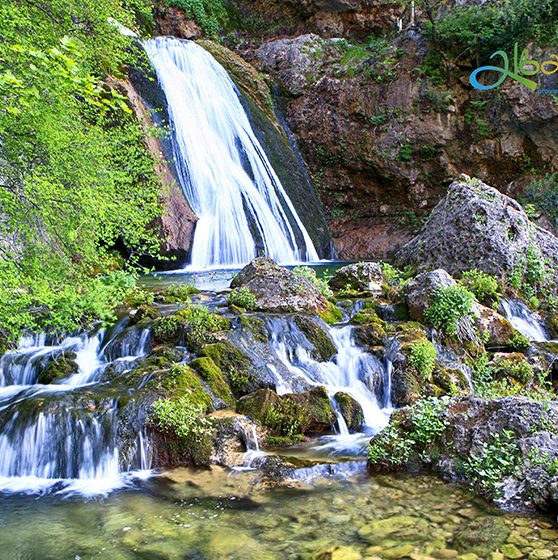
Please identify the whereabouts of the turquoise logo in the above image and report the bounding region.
[470,43,558,91]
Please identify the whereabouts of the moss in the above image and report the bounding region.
[293,314,336,361]
[199,341,254,394]
[131,304,161,325]
[318,301,344,325]
[162,364,212,411]
[238,315,268,343]
[266,434,305,446]
[38,352,78,384]
[190,356,234,405]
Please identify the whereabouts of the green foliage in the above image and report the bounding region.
[523,173,558,230]
[509,244,554,299]
[0,0,161,341]
[165,0,228,37]
[425,285,476,336]
[226,287,257,311]
[496,358,534,384]
[397,143,413,162]
[464,430,521,497]
[529,449,558,476]
[431,0,558,63]
[176,305,229,350]
[506,332,530,352]
[151,396,213,440]
[408,339,437,380]
[368,397,449,466]
[293,266,333,299]
[460,269,499,304]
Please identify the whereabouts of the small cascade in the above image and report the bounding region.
[143,37,320,269]
[266,317,392,452]
[234,425,267,471]
[500,299,548,342]
[0,324,154,495]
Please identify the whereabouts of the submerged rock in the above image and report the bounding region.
[396,176,558,286]
[231,257,328,313]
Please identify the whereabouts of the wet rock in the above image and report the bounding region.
[294,314,337,361]
[396,176,558,287]
[231,257,328,313]
[475,305,517,349]
[315,545,363,560]
[334,392,364,431]
[500,544,523,559]
[404,269,456,322]
[38,352,78,384]
[329,262,384,294]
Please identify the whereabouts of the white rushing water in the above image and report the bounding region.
[143,37,319,269]
[0,325,153,495]
[267,318,392,454]
[500,299,549,342]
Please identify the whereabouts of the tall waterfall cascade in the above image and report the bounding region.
[144,37,320,269]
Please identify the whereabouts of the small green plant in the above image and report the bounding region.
[163,283,198,303]
[293,266,333,299]
[368,397,449,466]
[425,285,476,336]
[176,304,229,350]
[529,449,558,476]
[165,0,228,37]
[151,396,213,440]
[153,315,182,341]
[408,339,437,380]
[227,287,257,311]
[506,332,530,352]
[264,398,307,439]
[496,358,534,384]
[464,430,520,497]
[460,269,499,304]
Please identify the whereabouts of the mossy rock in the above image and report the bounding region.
[190,356,235,406]
[199,341,254,395]
[334,392,364,431]
[432,367,471,397]
[238,315,268,343]
[161,364,212,412]
[121,345,184,386]
[38,352,78,384]
[318,301,344,325]
[352,306,387,347]
[293,314,336,361]
[237,386,335,437]
[131,304,160,326]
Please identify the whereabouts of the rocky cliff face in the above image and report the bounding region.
[154,0,558,260]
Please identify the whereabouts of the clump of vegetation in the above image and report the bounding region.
[495,358,534,384]
[226,287,257,311]
[368,397,449,466]
[264,398,307,442]
[460,269,499,305]
[523,173,558,230]
[509,244,554,299]
[293,266,333,299]
[464,430,521,498]
[506,332,530,352]
[151,396,213,440]
[425,285,476,336]
[408,339,437,380]
[164,0,228,37]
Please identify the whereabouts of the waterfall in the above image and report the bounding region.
[0,325,153,495]
[143,37,319,269]
[500,299,548,342]
[266,317,392,452]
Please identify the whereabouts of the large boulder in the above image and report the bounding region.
[231,257,328,313]
[403,269,455,322]
[329,261,384,293]
[368,396,558,512]
[396,175,558,284]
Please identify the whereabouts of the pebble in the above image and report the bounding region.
[529,550,554,559]
[501,544,524,559]
[539,529,558,540]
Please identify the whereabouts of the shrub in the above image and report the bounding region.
[496,358,534,384]
[506,332,530,352]
[151,396,213,440]
[176,304,229,350]
[165,0,228,37]
[424,285,476,336]
[293,266,333,299]
[226,287,257,311]
[368,397,449,466]
[460,269,499,304]
[408,339,437,380]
